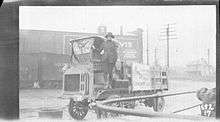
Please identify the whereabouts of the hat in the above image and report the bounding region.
[105,32,115,38]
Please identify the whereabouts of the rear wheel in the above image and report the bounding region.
[68,99,89,120]
[144,98,154,107]
[153,97,165,112]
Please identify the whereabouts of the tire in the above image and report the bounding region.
[68,99,89,120]
[153,97,165,112]
[144,98,154,107]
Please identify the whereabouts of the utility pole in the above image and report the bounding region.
[146,25,149,65]
[207,48,211,75]
[37,54,41,83]
[154,47,157,65]
[120,26,123,36]
[166,24,169,67]
[207,49,210,65]
[159,23,177,68]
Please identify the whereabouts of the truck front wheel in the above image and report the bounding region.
[68,99,89,120]
[153,97,165,112]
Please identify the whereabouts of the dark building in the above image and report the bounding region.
[19,27,143,88]
[19,29,96,54]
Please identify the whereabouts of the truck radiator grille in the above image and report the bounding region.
[64,74,80,92]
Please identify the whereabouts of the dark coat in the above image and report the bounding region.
[101,40,118,64]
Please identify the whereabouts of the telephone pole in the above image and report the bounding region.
[154,47,157,65]
[166,25,169,67]
[120,26,123,36]
[160,23,177,67]
[146,25,149,65]
[207,49,210,65]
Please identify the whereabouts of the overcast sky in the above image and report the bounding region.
[19,6,216,67]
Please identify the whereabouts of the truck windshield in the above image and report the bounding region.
[70,37,105,64]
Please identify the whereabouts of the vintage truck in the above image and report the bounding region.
[61,36,168,120]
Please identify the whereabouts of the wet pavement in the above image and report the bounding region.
[19,80,215,121]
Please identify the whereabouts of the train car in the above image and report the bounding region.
[61,36,168,120]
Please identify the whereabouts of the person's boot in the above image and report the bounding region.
[107,84,112,89]
[104,84,108,89]
[104,82,112,89]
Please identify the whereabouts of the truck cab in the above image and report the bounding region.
[62,36,107,100]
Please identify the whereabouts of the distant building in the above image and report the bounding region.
[186,58,215,80]
[97,26,107,36]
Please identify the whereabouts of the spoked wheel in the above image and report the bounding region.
[68,99,89,120]
[144,98,154,107]
[153,97,165,112]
